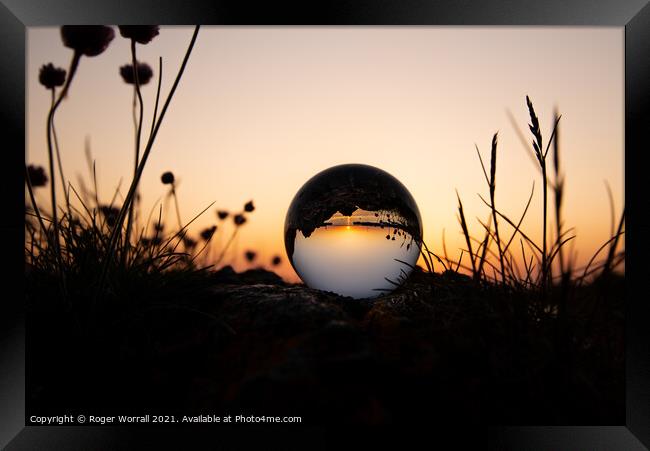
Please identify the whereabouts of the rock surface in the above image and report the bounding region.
[27,267,625,425]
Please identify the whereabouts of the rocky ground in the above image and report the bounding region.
[27,267,624,425]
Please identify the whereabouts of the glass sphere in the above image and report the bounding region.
[284,164,423,299]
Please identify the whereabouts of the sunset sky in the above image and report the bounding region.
[26,27,624,282]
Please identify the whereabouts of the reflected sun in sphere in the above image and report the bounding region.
[284,164,423,299]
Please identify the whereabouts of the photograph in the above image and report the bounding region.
[23,25,629,429]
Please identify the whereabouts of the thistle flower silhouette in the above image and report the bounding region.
[244,200,255,212]
[217,210,229,220]
[120,61,153,85]
[61,26,115,57]
[27,165,48,187]
[233,214,247,226]
[99,205,120,227]
[39,64,66,90]
[183,236,197,250]
[160,171,183,229]
[39,62,69,222]
[271,255,282,266]
[200,225,217,241]
[118,26,160,45]
[245,250,257,262]
[161,171,175,185]
[38,63,70,219]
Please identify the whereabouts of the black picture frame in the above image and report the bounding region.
[2,0,648,448]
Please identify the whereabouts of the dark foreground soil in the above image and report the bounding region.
[26,267,624,425]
